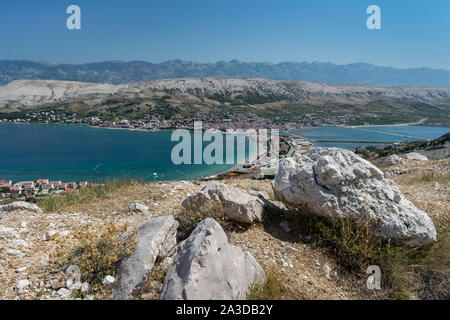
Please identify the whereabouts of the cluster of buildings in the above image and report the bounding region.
[354,141,411,159]
[0,109,355,131]
[0,179,89,201]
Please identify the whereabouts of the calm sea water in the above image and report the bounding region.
[1,124,449,182]
[0,124,242,182]
[292,125,450,150]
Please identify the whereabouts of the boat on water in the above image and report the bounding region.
[149,171,164,180]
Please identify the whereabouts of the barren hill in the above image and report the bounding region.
[1,78,449,126]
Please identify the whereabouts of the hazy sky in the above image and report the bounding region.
[1,0,449,69]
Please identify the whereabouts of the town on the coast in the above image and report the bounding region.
[0,179,88,202]
[0,134,298,202]
[0,110,355,130]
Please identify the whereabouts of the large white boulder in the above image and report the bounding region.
[273,147,436,245]
[181,183,264,224]
[0,201,43,214]
[380,154,403,166]
[403,152,428,161]
[113,216,179,300]
[161,218,265,300]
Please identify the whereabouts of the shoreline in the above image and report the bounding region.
[1,122,448,185]
[342,118,428,128]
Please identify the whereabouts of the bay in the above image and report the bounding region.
[291,125,450,150]
[0,124,242,182]
[1,124,449,183]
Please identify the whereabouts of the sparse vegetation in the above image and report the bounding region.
[52,221,137,285]
[248,267,282,300]
[37,178,137,213]
[262,205,449,299]
[176,200,230,237]
[403,170,450,185]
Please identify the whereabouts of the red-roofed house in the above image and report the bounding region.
[42,184,53,191]
[57,183,68,190]
[23,183,35,192]
[67,182,77,189]
[0,179,12,186]
[9,187,21,195]
[50,181,62,187]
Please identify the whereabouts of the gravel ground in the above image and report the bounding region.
[1,159,448,300]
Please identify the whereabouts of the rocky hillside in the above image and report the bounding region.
[1,78,450,109]
[2,60,450,87]
[1,148,448,300]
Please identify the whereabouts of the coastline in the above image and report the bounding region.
[342,118,428,128]
[1,122,448,186]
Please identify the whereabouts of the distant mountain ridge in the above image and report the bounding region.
[1,60,450,87]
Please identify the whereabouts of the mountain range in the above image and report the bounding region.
[1,60,450,87]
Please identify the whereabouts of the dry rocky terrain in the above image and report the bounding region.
[0,157,448,300]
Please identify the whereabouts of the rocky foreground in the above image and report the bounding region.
[0,148,448,300]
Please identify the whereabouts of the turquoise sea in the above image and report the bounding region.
[291,125,450,150]
[0,124,449,182]
[0,124,241,183]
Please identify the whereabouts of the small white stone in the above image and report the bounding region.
[81,282,89,294]
[57,288,71,299]
[323,264,332,280]
[5,248,24,257]
[128,202,149,214]
[20,222,27,228]
[9,239,29,248]
[102,275,115,286]
[16,267,27,273]
[43,230,59,241]
[15,279,30,293]
[286,246,298,253]
[67,280,81,291]
[60,230,70,237]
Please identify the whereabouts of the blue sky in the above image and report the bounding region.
[1,0,449,69]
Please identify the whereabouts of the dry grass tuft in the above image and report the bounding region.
[51,221,137,285]
[38,178,137,213]
[247,267,282,300]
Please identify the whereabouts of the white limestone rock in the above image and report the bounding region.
[403,152,428,161]
[381,154,403,166]
[15,280,30,293]
[102,275,115,286]
[43,230,59,241]
[181,183,263,224]
[161,218,265,300]
[0,201,43,214]
[113,216,179,300]
[128,202,149,214]
[273,147,437,245]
